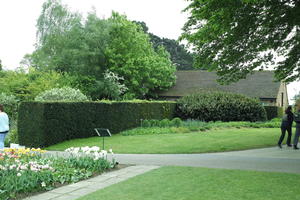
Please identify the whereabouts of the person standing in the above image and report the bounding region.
[293,100,300,150]
[0,104,9,149]
[278,106,294,148]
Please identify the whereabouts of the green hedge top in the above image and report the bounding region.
[18,101,176,147]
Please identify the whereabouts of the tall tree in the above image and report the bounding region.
[181,0,300,83]
[24,0,176,98]
[134,21,195,70]
[0,59,2,71]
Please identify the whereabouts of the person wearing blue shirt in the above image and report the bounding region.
[0,104,9,149]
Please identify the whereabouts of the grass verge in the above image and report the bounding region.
[47,128,280,154]
[78,166,300,200]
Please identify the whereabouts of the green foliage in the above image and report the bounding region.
[0,69,67,101]
[141,118,183,128]
[18,101,176,147]
[105,13,176,97]
[133,21,196,70]
[25,0,176,98]
[95,70,128,100]
[35,87,89,102]
[176,92,267,122]
[264,106,282,120]
[4,128,19,146]
[0,93,18,120]
[181,0,300,83]
[122,119,281,136]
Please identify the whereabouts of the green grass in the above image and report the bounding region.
[47,128,280,153]
[78,166,300,200]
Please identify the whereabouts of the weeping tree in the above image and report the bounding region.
[181,0,300,84]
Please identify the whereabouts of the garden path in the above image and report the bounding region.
[23,165,160,200]
[112,146,300,174]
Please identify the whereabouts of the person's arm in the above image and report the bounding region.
[294,112,300,123]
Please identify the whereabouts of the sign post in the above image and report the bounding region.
[94,128,112,150]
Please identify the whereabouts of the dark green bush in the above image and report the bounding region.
[18,101,176,147]
[176,92,267,122]
[264,106,281,120]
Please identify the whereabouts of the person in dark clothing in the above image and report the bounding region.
[278,106,294,148]
[293,100,300,150]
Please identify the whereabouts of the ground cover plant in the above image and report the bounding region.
[121,118,283,136]
[77,166,300,200]
[47,128,279,154]
[0,147,115,200]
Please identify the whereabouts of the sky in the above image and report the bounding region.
[0,0,299,103]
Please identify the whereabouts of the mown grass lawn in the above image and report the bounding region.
[47,128,280,153]
[78,166,299,200]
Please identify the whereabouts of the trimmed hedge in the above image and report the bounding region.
[264,106,282,120]
[18,101,176,147]
[176,92,267,122]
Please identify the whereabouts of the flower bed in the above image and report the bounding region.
[0,147,116,200]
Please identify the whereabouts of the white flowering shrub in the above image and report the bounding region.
[0,93,18,120]
[34,87,89,102]
[97,70,128,100]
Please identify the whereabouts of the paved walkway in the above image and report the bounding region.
[24,165,160,200]
[113,146,300,174]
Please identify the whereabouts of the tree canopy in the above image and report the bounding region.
[133,21,196,70]
[181,0,300,83]
[24,0,176,99]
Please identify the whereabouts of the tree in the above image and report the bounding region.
[25,0,176,98]
[0,68,67,101]
[105,13,176,97]
[181,0,300,83]
[133,21,196,70]
[0,59,2,71]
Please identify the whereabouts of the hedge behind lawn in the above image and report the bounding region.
[176,92,267,122]
[264,106,283,120]
[18,101,176,147]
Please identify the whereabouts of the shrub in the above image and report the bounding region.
[18,101,176,147]
[171,117,183,127]
[176,92,267,122]
[264,106,281,120]
[0,93,18,120]
[35,87,89,102]
[4,128,18,146]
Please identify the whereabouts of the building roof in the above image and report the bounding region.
[159,70,281,99]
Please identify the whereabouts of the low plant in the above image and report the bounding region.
[121,118,282,136]
[0,147,115,200]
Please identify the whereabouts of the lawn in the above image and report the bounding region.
[78,166,300,200]
[47,128,280,153]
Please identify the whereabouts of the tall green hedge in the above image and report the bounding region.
[18,101,176,147]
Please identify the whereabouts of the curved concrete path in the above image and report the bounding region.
[113,146,300,174]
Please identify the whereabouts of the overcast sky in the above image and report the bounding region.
[0,0,298,103]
